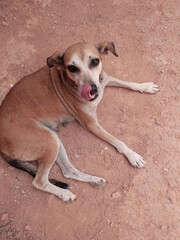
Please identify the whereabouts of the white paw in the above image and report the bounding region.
[126,150,146,168]
[61,190,76,202]
[139,82,159,94]
[91,177,107,186]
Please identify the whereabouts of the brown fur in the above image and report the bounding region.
[0,42,159,202]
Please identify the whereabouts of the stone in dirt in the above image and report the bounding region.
[2,21,8,27]
[1,213,9,221]
[111,191,121,199]
[25,225,31,231]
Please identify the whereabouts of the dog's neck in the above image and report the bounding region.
[50,67,77,113]
[49,66,107,127]
[50,66,88,126]
[60,70,79,97]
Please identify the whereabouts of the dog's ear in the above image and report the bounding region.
[96,42,118,57]
[46,52,64,68]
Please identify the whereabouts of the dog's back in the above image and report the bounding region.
[0,66,72,197]
[0,66,65,159]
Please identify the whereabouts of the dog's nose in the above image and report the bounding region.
[90,84,98,95]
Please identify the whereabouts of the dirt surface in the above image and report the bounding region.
[0,0,180,239]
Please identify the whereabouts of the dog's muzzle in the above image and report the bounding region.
[90,84,98,101]
[90,84,97,95]
[80,83,99,101]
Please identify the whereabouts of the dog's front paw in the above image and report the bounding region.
[126,150,146,168]
[139,82,159,94]
[91,177,107,186]
[61,190,76,202]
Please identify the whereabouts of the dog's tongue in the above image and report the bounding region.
[80,84,94,101]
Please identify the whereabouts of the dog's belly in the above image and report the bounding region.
[41,115,75,132]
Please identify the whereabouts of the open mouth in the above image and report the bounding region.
[80,84,98,101]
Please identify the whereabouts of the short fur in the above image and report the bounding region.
[0,42,159,202]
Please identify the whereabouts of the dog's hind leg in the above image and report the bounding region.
[31,128,76,202]
[56,139,106,186]
[33,162,76,202]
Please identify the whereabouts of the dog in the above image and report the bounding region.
[0,42,159,202]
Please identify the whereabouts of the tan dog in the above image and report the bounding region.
[0,42,159,202]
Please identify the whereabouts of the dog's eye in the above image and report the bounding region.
[90,58,99,68]
[67,65,79,73]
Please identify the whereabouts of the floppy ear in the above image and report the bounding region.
[96,42,118,57]
[46,52,64,68]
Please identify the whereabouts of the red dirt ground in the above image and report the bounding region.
[0,1,179,239]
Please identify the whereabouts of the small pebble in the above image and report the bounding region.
[1,213,9,221]
[111,191,121,199]
[163,167,168,172]
[25,225,31,231]
[107,220,113,226]
[2,21,8,27]
[22,189,25,194]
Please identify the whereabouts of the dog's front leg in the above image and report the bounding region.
[56,139,106,185]
[105,75,159,94]
[86,119,145,168]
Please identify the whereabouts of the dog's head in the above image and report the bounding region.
[47,42,118,101]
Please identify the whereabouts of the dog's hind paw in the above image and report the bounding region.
[126,150,146,168]
[91,177,107,186]
[61,190,76,202]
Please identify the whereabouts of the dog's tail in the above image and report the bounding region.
[1,153,69,189]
